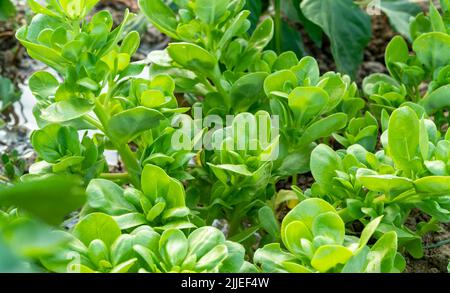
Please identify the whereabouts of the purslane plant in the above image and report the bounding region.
[254,198,403,273]
[187,111,279,236]
[138,116,197,181]
[263,57,357,175]
[17,0,180,188]
[1,150,26,183]
[83,164,194,231]
[134,225,257,273]
[309,106,450,258]
[363,2,450,127]
[332,111,379,152]
[41,212,144,273]
[40,212,252,273]
[141,0,274,115]
[5,0,449,274]
[140,0,359,179]
[28,124,107,182]
[144,6,360,173]
[309,143,425,258]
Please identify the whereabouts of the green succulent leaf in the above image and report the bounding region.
[281,198,336,243]
[311,244,353,273]
[388,107,420,173]
[73,213,121,247]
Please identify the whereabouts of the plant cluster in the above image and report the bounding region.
[0,0,449,273]
[249,0,425,79]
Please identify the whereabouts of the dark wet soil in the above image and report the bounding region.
[405,225,450,273]
[404,211,450,273]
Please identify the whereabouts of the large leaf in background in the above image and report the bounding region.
[300,0,372,79]
[378,0,422,41]
[0,0,16,21]
[0,175,86,225]
[282,0,323,47]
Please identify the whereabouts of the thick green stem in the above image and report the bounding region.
[291,174,298,186]
[211,68,231,109]
[83,115,104,131]
[99,172,130,180]
[93,100,110,126]
[274,0,282,54]
[115,144,142,188]
[228,208,243,237]
[93,101,142,188]
[228,212,242,238]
